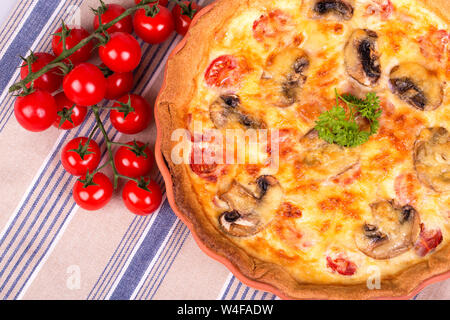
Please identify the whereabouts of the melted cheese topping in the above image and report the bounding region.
[186,0,449,284]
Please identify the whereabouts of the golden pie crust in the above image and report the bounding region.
[157,0,450,299]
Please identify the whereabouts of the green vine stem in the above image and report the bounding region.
[8,0,157,93]
[92,106,139,189]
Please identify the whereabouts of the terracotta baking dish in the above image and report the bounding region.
[154,1,450,300]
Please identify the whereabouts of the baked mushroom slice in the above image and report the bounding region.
[262,48,310,107]
[311,0,354,20]
[355,201,420,260]
[298,129,360,181]
[218,176,283,237]
[209,94,263,129]
[389,63,443,111]
[344,29,381,86]
[414,127,450,193]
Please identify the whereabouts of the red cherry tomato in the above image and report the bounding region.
[110,94,151,134]
[93,3,133,34]
[172,1,201,36]
[102,66,134,100]
[204,55,249,89]
[122,178,163,216]
[61,137,101,176]
[63,63,107,106]
[99,32,142,73]
[133,5,174,44]
[20,52,62,93]
[52,26,94,64]
[135,0,169,6]
[14,90,57,132]
[73,172,113,211]
[53,92,87,130]
[326,256,357,276]
[114,141,154,178]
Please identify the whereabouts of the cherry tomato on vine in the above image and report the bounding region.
[99,32,142,73]
[135,0,169,6]
[100,64,134,100]
[14,90,57,132]
[73,172,113,211]
[110,94,151,134]
[20,52,62,93]
[133,4,174,44]
[61,137,101,176]
[63,63,107,106]
[93,3,133,34]
[53,92,87,130]
[114,141,154,178]
[52,26,94,65]
[122,178,163,215]
[172,1,201,36]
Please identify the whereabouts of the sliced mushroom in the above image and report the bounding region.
[218,175,283,237]
[297,129,360,181]
[209,94,263,129]
[344,29,381,87]
[262,48,310,107]
[389,63,443,111]
[414,127,450,193]
[312,0,354,20]
[355,201,420,260]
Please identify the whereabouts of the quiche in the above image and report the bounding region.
[157,0,450,299]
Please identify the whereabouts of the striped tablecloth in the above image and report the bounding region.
[0,0,448,300]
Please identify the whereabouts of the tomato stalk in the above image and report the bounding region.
[9,0,157,93]
[91,106,139,189]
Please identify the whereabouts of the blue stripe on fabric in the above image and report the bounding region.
[140,223,186,300]
[250,290,258,300]
[147,227,189,300]
[0,118,114,297]
[87,216,142,299]
[221,276,236,300]
[92,214,151,300]
[134,220,184,300]
[230,283,242,300]
[241,286,250,300]
[0,0,61,95]
[108,201,177,300]
[8,124,119,300]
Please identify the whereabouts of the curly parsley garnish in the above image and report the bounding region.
[314,90,382,148]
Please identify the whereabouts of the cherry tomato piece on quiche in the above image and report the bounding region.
[52,26,94,65]
[135,0,169,6]
[99,32,142,73]
[172,1,201,36]
[93,3,133,34]
[63,63,107,106]
[101,65,134,100]
[14,90,57,132]
[114,141,154,178]
[53,92,87,130]
[20,52,62,93]
[61,137,101,176]
[73,172,113,211]
[110,94,151,134]
[133,5,174,44]
[326,256,357,276]
[122,178,162,216]
[204,55,249,88]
